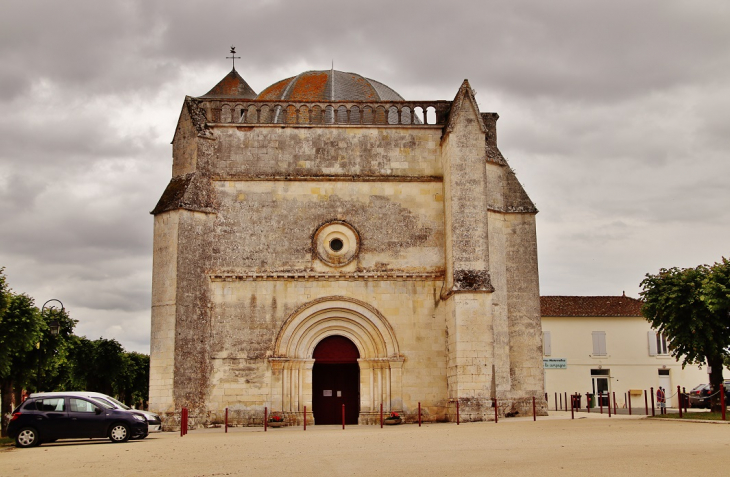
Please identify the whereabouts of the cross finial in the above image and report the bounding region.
[227,46,241,71]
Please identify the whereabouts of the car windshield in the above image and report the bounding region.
[89,398,114,409]
[105,395,131,410]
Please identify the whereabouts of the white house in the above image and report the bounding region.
[541,295,707,409]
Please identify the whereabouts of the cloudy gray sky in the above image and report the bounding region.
[1,0,728,353]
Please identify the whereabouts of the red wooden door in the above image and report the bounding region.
[312,336,360,425]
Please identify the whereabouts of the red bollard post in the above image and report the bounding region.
[264,407,268,432]
[650,387,655,417]
[555,392,558,411]
[494,398,498,423]
[608,393,612,417]
[564,392,568,412]
[456,400,460,425]
[380,403,383,428]
[721,387,726,421]
[677,386,683,418]
[533,396,536,421]
[570,394,574,419]
[644,390,649,415]
[628,392,632,415]
[418,402,422,427]
[304,406,307,431]
[559,393,563,411]
[342,404,345,430]
[613,392,617,415]
[225,407,228,433]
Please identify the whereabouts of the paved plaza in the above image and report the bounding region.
[2,413,729,476]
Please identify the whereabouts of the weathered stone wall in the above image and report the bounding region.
[210,126,443,179]
[211,180,444,273]
[207,279,447,425]
[149,212,180,414]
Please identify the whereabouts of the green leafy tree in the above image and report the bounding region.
[640,259,730,412]
[0,290,43,436]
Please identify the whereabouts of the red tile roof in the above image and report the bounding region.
[540,295,643,317]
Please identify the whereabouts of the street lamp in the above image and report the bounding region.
[37,299,64,392]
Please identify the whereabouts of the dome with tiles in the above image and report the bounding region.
[257,69,406,102]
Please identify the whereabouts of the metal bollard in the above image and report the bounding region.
[613,392,617,415]
[628,392,632,415]
[533,396,536,421]
[644,390,648,415]
[494,397,498,423]
[380,403,383,428]
[304,406,307,430]
[342,404,345,430]
[264,407,268,432]
[457,400,460,425]
[570,394,574,419]
[225,407,228,433]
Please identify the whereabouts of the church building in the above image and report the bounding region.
[149,65,546,427]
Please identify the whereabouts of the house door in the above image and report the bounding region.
[591,369,610,407]
[312,336,360,425]
[658,370,672,407]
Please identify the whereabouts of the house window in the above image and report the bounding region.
[591,331,607,356]
[543,331,552,356]
[648,331,669,356]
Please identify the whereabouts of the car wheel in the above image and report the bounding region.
[15,427,41,448]
[109,423,130,443]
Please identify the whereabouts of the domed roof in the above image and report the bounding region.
[257,70,405,102]
[200,69,257,99]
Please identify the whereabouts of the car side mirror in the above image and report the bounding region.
[95,407,103,415]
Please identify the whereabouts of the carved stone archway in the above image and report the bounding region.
[270,296,403,424]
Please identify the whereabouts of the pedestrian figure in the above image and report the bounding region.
[657,387,666,414]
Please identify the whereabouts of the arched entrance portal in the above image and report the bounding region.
[271,297,404,425]
[312,336,360,424]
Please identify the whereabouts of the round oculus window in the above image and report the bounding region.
[313,221,359,267]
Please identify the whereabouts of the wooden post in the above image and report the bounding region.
[677,386,683,418]
[628,392,632,415]
[613,392,617,415]
[650,387,655,417]
[570,394,574,419]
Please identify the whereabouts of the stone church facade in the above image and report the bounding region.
[149,68,546,428]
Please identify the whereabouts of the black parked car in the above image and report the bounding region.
[7,394,148,448]
[688,384,712,408]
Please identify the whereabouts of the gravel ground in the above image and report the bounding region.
[2,413,729,476]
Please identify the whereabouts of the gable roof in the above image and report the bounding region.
[540,295,643,317]
[200,69,257,99]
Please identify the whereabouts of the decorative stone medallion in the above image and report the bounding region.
[313,221,360,267]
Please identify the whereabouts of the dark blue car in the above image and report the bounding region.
[7,394,148,447]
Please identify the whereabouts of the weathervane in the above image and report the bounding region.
[227,46,240,70]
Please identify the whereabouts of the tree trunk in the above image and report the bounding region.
[707,355,725,413]
[1,379,14,437]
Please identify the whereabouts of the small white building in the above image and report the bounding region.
[541,295,707,409]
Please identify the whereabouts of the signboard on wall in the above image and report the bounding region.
[543,358,567,369]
